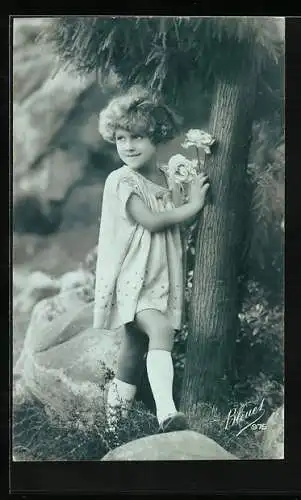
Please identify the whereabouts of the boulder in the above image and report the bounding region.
[59,268,95,292]
[13,48,55,105]
[12,18,117,237]
[58,183,104,232]
[102,430,238,461]
[13,234,48,266]
[13,69,92,185]
[13,271,60,315]
[84,245,98,274]
[13,18,51,51]
[13,267,32,295]
[14,287,94,367]
[14,289,123,422]
[17,148,87,203]
[262,405,284,459]
[13,228,98,278]
[13,270,61,364]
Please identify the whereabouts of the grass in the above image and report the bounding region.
[12,396,265,461]
[12,396,157,461]
[186,402,265,460]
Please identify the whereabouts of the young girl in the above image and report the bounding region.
[93,86,209,433]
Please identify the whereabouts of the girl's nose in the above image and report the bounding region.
[124,139,135,151]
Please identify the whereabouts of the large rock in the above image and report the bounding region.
[13,69,92,186]
[59,268,95,292]
[58,183,104,232]
[13,18,51,51]
[15,287,95,362]
[14,287,91,377]
[14,289,123,422]
[13,226,99,279]
[102,430,238,461]
[13,18,118,238]
[17,149,87,203]
[13,270,61,366]
[262,405,284,459]
[13,270,60,315]
[13,265,94,354]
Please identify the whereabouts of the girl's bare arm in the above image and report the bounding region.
[127,175,209,232]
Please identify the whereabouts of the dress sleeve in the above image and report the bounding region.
[93,170,141,329]
[115,174,142,221]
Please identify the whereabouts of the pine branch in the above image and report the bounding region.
[41,16,283,107]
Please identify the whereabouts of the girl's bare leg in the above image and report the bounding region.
[135,309,188,431]
[106,323,148,429]
[116,322,148,384]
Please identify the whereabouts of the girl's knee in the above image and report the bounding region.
[147,323,174,351]
[148,329,174,351]
[135,309,175,351]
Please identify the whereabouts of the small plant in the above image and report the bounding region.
[236,280,284,383]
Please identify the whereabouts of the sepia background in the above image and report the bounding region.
[12,17,284,462]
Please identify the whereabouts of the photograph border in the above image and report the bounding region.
[5,13,300,496]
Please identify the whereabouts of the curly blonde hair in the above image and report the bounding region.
[98,86,182,145]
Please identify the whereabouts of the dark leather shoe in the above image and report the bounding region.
[159,412,189,433]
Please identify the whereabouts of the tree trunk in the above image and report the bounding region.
[180,70,256,412]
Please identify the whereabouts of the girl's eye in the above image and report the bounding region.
[133,135,143,140]
[116,136,126,142]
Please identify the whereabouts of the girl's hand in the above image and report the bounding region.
[127,174,210,232]
[188,173,210,211]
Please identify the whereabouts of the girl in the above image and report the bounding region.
[93,86,209,433]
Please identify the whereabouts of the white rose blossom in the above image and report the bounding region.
[164,154,198,184]
[182,128,215,154]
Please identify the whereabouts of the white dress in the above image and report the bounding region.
[93,165,184,331]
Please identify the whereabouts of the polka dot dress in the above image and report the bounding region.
[93,165,184,331]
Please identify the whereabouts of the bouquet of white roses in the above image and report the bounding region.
[162,129,215,199]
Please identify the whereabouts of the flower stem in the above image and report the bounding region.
[195,146,201,172]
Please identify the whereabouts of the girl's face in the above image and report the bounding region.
[115,128,156,170]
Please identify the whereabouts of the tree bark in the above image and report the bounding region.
[180,69,256,412]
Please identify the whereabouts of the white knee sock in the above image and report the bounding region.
[146,349,177,425]
[106,378,137,428]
